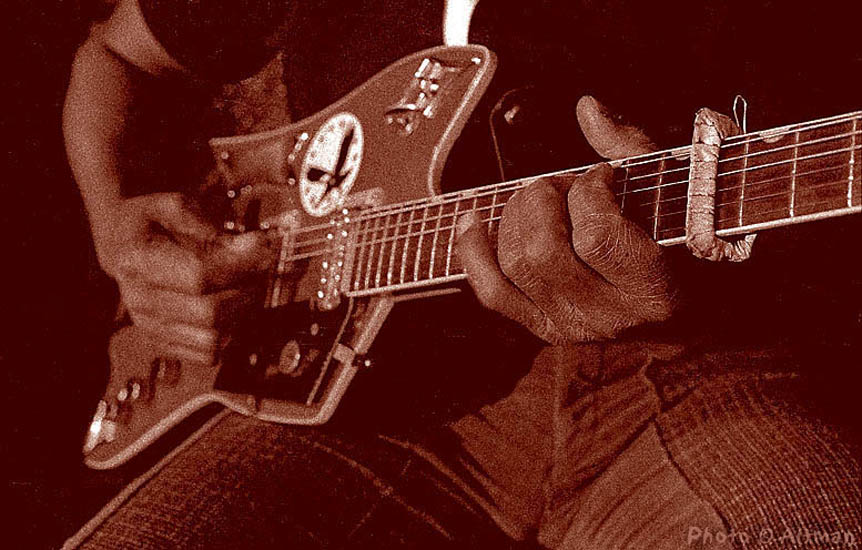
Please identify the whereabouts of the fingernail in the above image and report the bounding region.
[456,212,479,238]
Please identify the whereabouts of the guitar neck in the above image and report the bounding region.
[314,111,861,298]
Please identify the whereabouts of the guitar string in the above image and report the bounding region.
[621,128,862,189]
[282,176,856,267]
[347,140,862,231]
[341,181,859,293]
[260,114,861,302]
[288,133,861,245]
[643,177,856,221]
[319,177,857,257]
[287,160,860,261]
[276,114,861,240]
[288,143,861,251]
[353,179,858,289]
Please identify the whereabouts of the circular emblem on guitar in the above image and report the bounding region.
[299,112,364,217]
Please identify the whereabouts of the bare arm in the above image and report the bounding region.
[63,0,271,364]
[63,0,188,275]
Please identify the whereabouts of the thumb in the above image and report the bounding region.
[576,95,658,160]
[134,193,217,243]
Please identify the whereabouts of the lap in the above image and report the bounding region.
[76,415,521,549]
[72,345,861,549]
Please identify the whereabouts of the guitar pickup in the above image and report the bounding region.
[385,57,463,135]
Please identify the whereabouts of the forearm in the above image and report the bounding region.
[63,34,136,273]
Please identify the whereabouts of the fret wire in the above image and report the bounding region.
[386,211,402,286]
[282,115,862,242]
[620,165,629,214]
[445,198,462,276]
[739,137,750,226]
[610,129,862,200]
[399,208,416,284]
[352,184,525,240]
[363,216,381,290]
[850,119,858,207]
[427,203,445,279]
[358,180,528,229]
[374,212,392,288]
[351,218,369,291]
[413,204,430,281]
[487,187,498,231]
[789,130,800,217]
[359,180,856,285]
[652,155,665,239]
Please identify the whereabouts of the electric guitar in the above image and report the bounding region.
[83,45,862,469]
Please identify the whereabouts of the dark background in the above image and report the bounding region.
[4,1,861,549]
[4,2,127,547]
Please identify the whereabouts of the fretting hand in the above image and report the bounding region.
[96,192,273,365]
[454,96,678,344]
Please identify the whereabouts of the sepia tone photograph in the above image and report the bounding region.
[5,0,861,548]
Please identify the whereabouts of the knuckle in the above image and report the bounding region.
[521,179,559,209]
[506,179,557,219]
[523,233,556,266]
[500,227,560,279]
[160,193,184,214]
[572,214,618,263]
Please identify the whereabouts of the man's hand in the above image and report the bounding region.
[454,96,677,344]
[98,193,272,365]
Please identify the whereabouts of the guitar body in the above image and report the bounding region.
[84,45,497,469]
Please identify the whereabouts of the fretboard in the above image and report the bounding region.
[295,111,862,298]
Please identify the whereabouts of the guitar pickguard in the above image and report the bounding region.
[84,45,496,469]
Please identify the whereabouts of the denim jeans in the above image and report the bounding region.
[73,343,861,549]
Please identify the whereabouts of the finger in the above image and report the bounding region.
[116,241,208,293]
[497,180,614,334]
[131,311,220,356]
[135,192,217,243]
[203,232,276,291]
[119,282,256,328]
[576,95,658,160]
[454,212,564,343]
[568,164,676,322]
